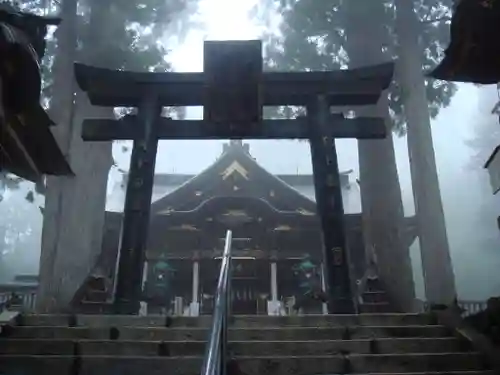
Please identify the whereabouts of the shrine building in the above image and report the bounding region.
[101,140,417,315]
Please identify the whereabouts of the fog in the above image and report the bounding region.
[1,0,500,302]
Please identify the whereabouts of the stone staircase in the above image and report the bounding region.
[0,313,494,375]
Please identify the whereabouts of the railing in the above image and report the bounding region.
[458,300,488,318]
[0,284,37,312]
[201,230,233,375]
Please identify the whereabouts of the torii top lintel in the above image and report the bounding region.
[74,39,394,108]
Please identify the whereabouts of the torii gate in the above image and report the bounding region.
[75,40,393,314]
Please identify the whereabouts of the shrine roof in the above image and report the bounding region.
[1,109,74,181]
[126,171,351,189]
[105,141,419,247]
[122,168,352,190]
[149,140,332,215]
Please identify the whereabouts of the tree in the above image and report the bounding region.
[257,0,457,308]
[37,0,199,311]
[395,0,457,305]
[259,0,456,132]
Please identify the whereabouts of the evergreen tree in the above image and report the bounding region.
[256,0,458,307]
[395,0,456,304]
[259,0,456,131]
[37,0,198,311]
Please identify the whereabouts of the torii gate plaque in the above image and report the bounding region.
[75,40,393,314]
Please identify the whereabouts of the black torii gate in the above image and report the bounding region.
[75,40,393,315]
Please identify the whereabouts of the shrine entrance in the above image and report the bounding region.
[76,39,393,314]
[200,258,269,315]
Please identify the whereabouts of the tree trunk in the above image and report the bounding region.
[345,8,416,311]
[357,108,416,312]
[37,0,113,312]
[37,0,78,312]
[394,0,456,305]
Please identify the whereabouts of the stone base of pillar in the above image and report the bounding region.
[267,300,282,316]
[322,302,328,315]
[139,301,148,316]
[189,302,200,317]
[413,298,426,313]
[173,296,184,316]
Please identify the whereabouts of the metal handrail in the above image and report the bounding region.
[201,230,233,375]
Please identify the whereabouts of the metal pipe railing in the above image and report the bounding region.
[200,230,233,375]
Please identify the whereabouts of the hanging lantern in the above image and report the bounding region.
[429,0,500,84]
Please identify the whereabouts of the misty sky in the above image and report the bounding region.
[2,0,500,301]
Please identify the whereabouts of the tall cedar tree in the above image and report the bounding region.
[36,0,197,310]
[257,0,457,307]
[260,0,456,131]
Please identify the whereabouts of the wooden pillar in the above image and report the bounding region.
[138,259,149,316]
[308,96,355,314]
[267,252,280,315]
[141,260,149,288]
[270,262,278,302]
[190,259,200,316]
[113,93,162,314]
[320,263,328,315]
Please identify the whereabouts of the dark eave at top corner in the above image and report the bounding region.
[73,62,394,107]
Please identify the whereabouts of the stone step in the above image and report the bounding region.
[365,278,384,290]
[0,337,465,356]
[360,302,393,313]
[18,313,435,328]
[3,325,452,341]
[77,301,113,315]
[362,291,387,303]
[0,353,488,375]
[84,290,108,302]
